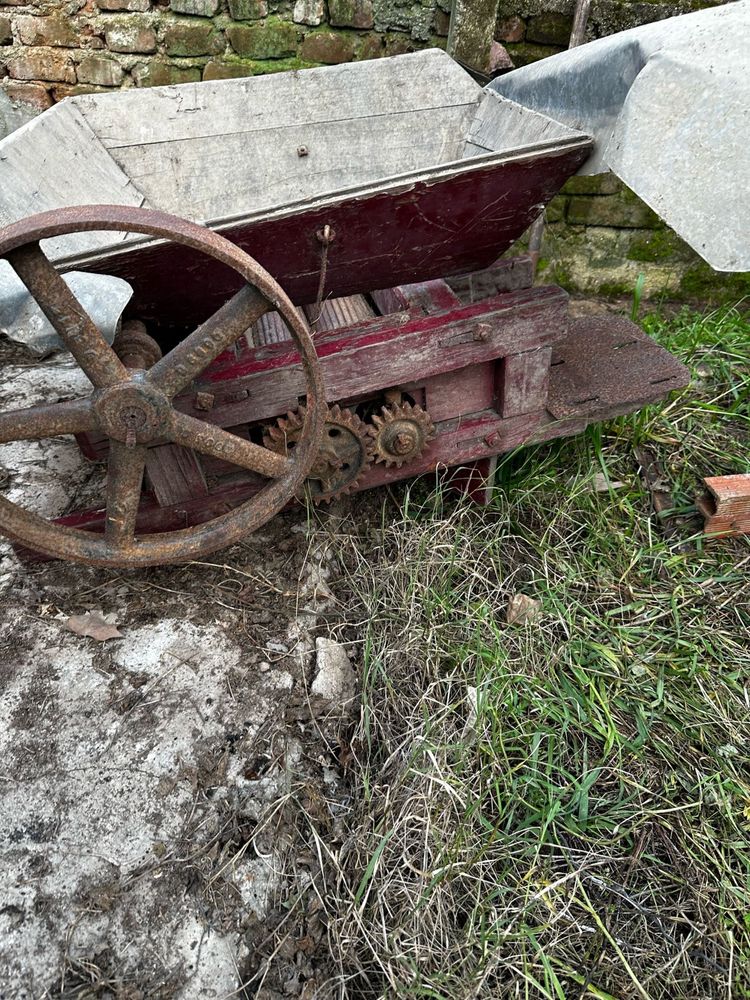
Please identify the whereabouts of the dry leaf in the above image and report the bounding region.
[506,594,541,625]
[65,610,123,642]
[592,472,625,492]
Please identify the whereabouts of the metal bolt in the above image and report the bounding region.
[195,391,215,411]
[474,324,492,343]
[392,431,416,455]
[297,146,309,157]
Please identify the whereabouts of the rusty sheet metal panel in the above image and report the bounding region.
[546,316,689,420]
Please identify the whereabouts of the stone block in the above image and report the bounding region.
[563,173,621,196]
[300,30,356,64]
[16,14,78,47]
[383,31,414,56]
[567,194,661,229]
[329,0,374,29]
[373,0,433,41]
[433,7,450,36]
[292,0,324,25]
[505,41,562,67]
[163,18,216,56]
[527,12,571,45]
[8,48,76,83]
[2,80,51,111]
[76,54,125,86]
[105,18,157,53]
[98,0,150,10]
[488,40,512,72]
[357,32,383,60]
[169,0,218,16]
[132,59,201,86]
[229,0,267,19]
[227,20,297,59]
[0,17,11,45]
[202,59,255,79]
[544,194,566,223]
[52,82,112,100]
[495,15,524,43]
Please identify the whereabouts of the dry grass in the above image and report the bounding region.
[310,305,750,999]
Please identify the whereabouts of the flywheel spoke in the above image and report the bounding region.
[5,243,128,389]
[105,442,147,548]
[0,398,94,444]
[170,411,292,479]
[147,285,270,398]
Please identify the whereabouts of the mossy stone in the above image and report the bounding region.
[227,18,298,58]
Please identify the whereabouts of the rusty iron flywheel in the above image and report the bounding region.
[0,205,328,567]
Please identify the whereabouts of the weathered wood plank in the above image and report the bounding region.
[76,51,481,150]
[101,107,478,225]
[498,347,552,417]
[303,295,375,332]
[0,102,148,259]
[145,443,208,506]
[395,280,462,315]
[465,92,580,157]
[185,286,569,429]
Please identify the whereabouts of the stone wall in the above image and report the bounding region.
[0,0,451,110]
[0,0,744,301]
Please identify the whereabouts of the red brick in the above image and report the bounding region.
[8,48,76,83]
[105,19,157,54]
[2,80,51,112]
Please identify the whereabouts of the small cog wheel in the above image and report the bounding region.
[263,403,374,503]
[368,401,436,468]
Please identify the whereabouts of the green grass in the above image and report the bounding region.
[322,304,750,999]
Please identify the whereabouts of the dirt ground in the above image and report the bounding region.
[0,354,365,998]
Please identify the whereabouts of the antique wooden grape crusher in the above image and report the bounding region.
[0,23,745,567]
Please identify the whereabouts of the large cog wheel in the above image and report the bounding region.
[264,404,373,503]
[368,401,436,468]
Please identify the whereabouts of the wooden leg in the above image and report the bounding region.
[443,456,498,506]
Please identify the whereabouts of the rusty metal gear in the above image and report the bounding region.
[368,401,436,468]
[264,403,373,503]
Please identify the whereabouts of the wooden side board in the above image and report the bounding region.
[69,145,590,336]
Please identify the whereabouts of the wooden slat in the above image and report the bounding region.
[395,280,462,315]
[498,348,552,417]
[0,102,148,260]
[248,307,306,348]
[303,294,375,332]
[73,51,482,225]
[145,443,208,507]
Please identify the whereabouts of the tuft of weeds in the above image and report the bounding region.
[318,305,749,999]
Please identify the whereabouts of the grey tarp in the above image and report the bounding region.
[486,2,750,272]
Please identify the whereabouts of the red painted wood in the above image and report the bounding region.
[443,457,498,506]
[396,280,462,315]
[75,147,589,340]
[77,285,568,462]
